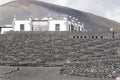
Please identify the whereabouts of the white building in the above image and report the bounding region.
[48,17,68,31]
[68,16,84,31]
[13,17,32,31]
[10,15,85,32]
[32,19,49,31]
[0,25,13,34]
[12,16,70,31]
[116,77,120,80]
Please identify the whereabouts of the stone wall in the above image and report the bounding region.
[5,31,115,40]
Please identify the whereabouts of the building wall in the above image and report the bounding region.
[13,20,32,31]
[13,18,68,31]
[7,31,115,40]
[1,28,13,34]
[116,77,120,80]
[48,19,68,31]
[69,31,114,39]
[32,20,48,31]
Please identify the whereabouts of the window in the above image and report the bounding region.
[92,36,94,38]
[0,27,1,33]
[71,25,74,31]
[73,36,75,38]
[78,27,80,31]
[69,25,71,31]
[81,36,83,38]
[20,24,24,31]
[55,24,60,31]
[77,36,79,38]
[101,36,103,39]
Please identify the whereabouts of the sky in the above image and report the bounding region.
[0,0,120,23]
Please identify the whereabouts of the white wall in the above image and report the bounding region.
[116,77,120,80]
[1,28,13,34]
[13,20,32,31]
[49,20,68,31]
[13,17,70,31]
[32,21,48,31]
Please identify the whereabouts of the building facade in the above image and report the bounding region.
[48,17,69,31]
[13,17,32,31]
[32,20,49,31]
[12,16,84,32]
[0,25,13,34]
[0,15,85,33]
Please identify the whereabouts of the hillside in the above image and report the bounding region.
[0,67,112,80]
[0,31,120,79]
[0,0,120,31]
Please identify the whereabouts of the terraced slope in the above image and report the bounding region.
[0,31,120,79]
[0,66,113,80]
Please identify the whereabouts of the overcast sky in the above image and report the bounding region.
[0,0,120,23]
